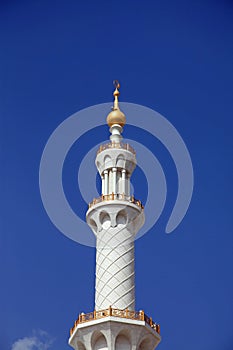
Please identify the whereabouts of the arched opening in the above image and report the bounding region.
[99,211,111,229]
[116,154,125,168]
[104,155,112,169]
[115,334,131,350]
[76,341,86,350]
[89,218,97,233]
[139,336,153,350]
[116,210,127,227]
[96,161,101,169]
[93,334,108,350]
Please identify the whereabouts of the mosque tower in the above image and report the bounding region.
[68,82,161,350]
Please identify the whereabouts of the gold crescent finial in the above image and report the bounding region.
[113,80,120,109]
[106,80,126,127]
[113,80,120,90]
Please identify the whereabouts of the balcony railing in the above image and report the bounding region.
[88,193,144,209]
[70,307,160,336]
[97,142,136,155]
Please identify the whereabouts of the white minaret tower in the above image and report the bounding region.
[69,82,161,350]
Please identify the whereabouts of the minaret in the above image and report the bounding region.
[69,82,161,350]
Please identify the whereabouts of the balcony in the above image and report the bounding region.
[88,193,144,209]
[70,307,160,336]
[97,142,136,155]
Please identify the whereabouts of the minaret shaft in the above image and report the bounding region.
[87,194,144,311]
[95,225,135,310]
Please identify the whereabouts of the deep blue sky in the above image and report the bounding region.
[1,0,233,349]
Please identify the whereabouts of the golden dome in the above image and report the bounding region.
[107,109,126,127]
[106,81,126,127]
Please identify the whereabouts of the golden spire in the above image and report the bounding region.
[113,80,120,110]
[107,80,126,127]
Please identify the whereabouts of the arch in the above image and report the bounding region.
[76,341,86,350]
[138,335,154,350]
[116,209,127,226]
[104,155,112,169]
[92,332,108,350]
[99,211,111,229]
[115,333,131,350]
[96,160,101,170]
[89,218,97,233]
[116,154,125,168]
